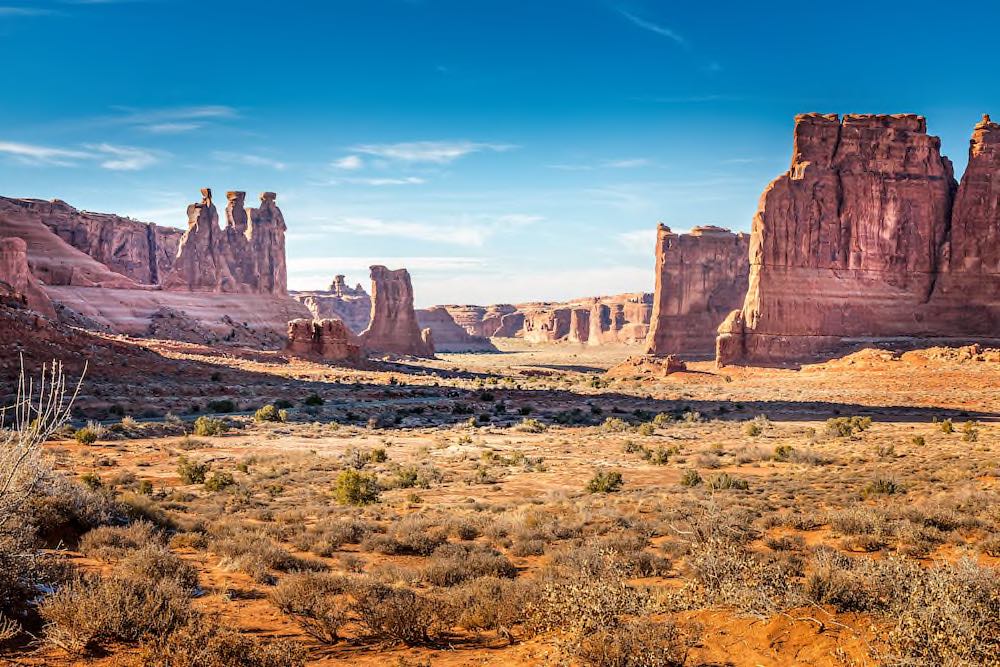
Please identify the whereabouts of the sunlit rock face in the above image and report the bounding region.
[286,318,362,362]
[645,224,750,357]
[717,113,1000,366]
[360,265,435,357]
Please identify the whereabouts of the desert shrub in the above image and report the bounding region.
[206,399,236,413]
[828,506,891,537]
[364,517,447,556]
[40,575,193,654]
[176,456,209,484]
[515,418,546,433]
[637,422,655,437]
[961,420,979,442]
[115,544,199,591]
[679,469,703,487]
[911,435,926,447]
[421,543,517,586]
[211,530,324,583]
[79,472,102,490]
[862,478,904,497]
[79,521,162,561]
[685,536,794,616]
[136,616,305,667]
[449,576,538,642]
[74,427,99,445]
[270,572,351,644]
[707,473,749,491]
[939,418,954,434]
[980,535,1000,557]
[303,393,324,406]
[601,417,631,433]
[742,421,763,437]
[204,471,235,492]
[352,582,452,645]
[333,469,380,505]
[825,416,872,438]
[586,470,623,493]
[193,416,228,437]
[773,444,793,461]
[254,404,287,423]
[575,618,694,667]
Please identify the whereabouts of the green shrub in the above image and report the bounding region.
[743,422,763,437]
[204,471,235,492]
[863,478,903,497]
[773,444,794,461]
[825,416,873,438]
[74,427,99,445]
[274,399,294,410]
[303,393,324,406]
[515,418,547,433]
[333,470,380,505]
[708,473,749,491]
[601,417,630,433]
[637,422,655,437]
[192,416,228,437]
[206,399,235,413]
[254,405,286,423]
[176,456,209,485]
[80,472,102,490]
[679,469,703,487]
[586,470,623,494]
[911,435,926,447]
[939,418,954,434]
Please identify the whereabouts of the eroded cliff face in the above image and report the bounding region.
[360,265,434,357]
[442,304,517,337]
[286,318,362,362]
[162,189,288,294]
[291,274,373,334]
[645,224,750,356]
[0,237,55,317]
[717,113,1000,365]
[416,306,496,352]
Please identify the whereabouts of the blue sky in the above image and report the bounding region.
[3,0,998,306]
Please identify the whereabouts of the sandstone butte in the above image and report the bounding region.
[0,190,310,345]
[439,293,653,346]
[291,274,373,334]
[359,265,435,358]
[717,113,1000,366]
[416,306,497,352]
[644,224,750,357]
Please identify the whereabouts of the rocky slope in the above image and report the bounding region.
[717,113,1000,365]
[0,237,56,318]
[645,224,750,356]
[416,307,496,352]
[286,318,362,362]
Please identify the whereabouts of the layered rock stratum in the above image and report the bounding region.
[0,237,55,318]
[360,265,435,357]
[416,306,497,352]
[645,224,750,356]
[717,113,1000,365]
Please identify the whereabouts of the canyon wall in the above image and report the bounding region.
[717,113,1000,365]
[0,237,55,317]
[416,307,497,352]
[360,265,434,357]
[645,225,750,356]
[442,304,517,337]
[291,274,373,334]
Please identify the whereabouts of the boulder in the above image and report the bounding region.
[360,265,434,357]
[645,224,750,356]
[286,318,363,362]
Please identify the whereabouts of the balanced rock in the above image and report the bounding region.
[645,224,750,356]
[286,318,362,362]
[360,265,434,357]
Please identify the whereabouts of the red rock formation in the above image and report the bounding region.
[717,113,1000,366]
[442,304,517,337]
[606,354,687,379]
[416,306,497,352]
[162,189,288,294]
[291,274,373,334]
[493,311,526,337]
[0,237,55,317]
[286,318,362,362]
[645,224,750,356]
[360,266,434,357]
[567,307,590,343]
[523,307,573,343]
[247,192,288,295]
[589,295,652,346]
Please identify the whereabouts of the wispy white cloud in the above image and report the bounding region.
[328,176,426,186]
[332,155,363,170]
[616,228,657,255]
[85,143,160,170]
[604,158,650,169]
[98,105,238,133]
[350,140,516,164]
[315,213,542,247]
[547,157,651,171]
[0,6,57,16]
[212,151,287,170]
[0,140,161,170]
[288,256,487,274]
[142,122,203,134]
[618,9,686,46]
[0,141,91,166]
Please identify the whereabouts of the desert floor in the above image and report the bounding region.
[7,339,999,666]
